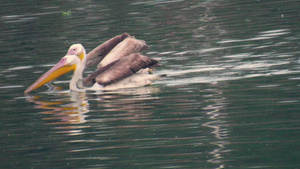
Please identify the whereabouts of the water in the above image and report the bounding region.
[1,0,300,168]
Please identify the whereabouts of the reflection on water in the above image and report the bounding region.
[26,91,90,135]
[202,87,229,168]
[90,86,161,113]
[24,86,161,136]
[21,84,233,168]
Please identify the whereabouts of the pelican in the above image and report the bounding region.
[24,33,162,94]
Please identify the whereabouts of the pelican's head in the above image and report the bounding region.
[25,44,86,94]
[66,44,86,62]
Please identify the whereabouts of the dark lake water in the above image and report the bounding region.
[1,0,300,168]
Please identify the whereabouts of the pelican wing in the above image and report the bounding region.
[96,36,149,69]
[85,33,129,67]
[86,33,149,68]
[84,53,158,86]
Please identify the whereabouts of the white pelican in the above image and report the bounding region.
[24,33,162,94]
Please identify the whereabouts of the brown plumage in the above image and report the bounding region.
[85,33,149,68]
[83,33,159,87]
[84,53,158,86]
[85,33,129,67]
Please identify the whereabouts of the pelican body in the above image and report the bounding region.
[25,33,161,94]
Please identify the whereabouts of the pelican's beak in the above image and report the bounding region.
[25,57,76,94]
